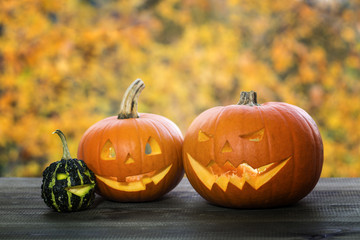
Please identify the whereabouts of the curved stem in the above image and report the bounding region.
[118,79,145,119]
[53,129,72,160]
[237,91,260,106]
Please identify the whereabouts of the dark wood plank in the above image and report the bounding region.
[0,177,360,239]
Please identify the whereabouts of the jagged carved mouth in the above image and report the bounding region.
[95,164,172,192]
[187,153,290,191]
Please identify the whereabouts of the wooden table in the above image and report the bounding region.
[0,177,360,239]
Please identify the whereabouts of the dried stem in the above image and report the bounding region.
[237,91,260,106]
[118,79,145,119]
[53,129,72,160]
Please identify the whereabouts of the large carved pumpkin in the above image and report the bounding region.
[78,79,184,202]
[183,91,323,208]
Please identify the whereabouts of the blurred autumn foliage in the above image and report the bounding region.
[0,0,359,177]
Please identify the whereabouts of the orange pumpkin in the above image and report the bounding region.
[78,79,184,202]
[183,91,323,208]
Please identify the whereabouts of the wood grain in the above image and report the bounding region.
[0,177,360,239]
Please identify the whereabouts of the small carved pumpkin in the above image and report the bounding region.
[183,91,323,208]
[78,79,184,202]
[41,130,96,212]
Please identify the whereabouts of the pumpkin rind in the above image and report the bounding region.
[41,130,96,212]
[78,79,184,202]
[183,91,323,208]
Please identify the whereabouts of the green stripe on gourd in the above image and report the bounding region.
[66,174,72,211]
[48,164,61,212]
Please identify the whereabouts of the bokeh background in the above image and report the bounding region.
[0,0,359,177]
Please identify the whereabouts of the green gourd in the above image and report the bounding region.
[41,130,96,212]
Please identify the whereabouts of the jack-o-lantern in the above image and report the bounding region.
[78,79,184,202]
[183,91,323,208]
[42,130,96,212]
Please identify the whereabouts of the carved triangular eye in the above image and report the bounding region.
[198,130,212,142]
[124,153,135,164]
[221,140,233,153]
[145,137,161,155]
[240,128,265,142]
[101,140,116,160]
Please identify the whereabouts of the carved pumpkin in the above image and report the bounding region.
[78,79,184,202]
[183,91,323,208]
[42,130,96,212]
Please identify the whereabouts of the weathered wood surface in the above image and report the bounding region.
[0,177,360,239]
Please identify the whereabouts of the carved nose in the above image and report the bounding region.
[124,153,135,164]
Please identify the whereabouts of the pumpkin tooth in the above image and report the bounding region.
[215,175,230,191]
[223,160,236,169]
[229,175,246,190]
[142,177,152,185]
[125,170,157,183]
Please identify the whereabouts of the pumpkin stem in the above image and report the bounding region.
[53,129,72,160]
[237,91,260,106]
[118,79,145,119]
